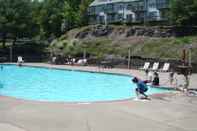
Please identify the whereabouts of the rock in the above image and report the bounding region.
[126,28,136,37]
[75,31,89,39]
[92,25,113,37]
[75,28,90,39]
[135,28,145,36]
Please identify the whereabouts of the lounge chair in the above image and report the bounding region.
[159,63,170,72]
[140,62,150,70]
[65,58,75,65]
[151,62,159,71]
[76,59,87,66]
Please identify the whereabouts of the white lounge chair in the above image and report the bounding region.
[77,59,87,65]
[151,62,159,71]
[140,62,150,70]
[160,63,170,72]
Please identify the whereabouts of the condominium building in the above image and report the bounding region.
[88,0,169,25]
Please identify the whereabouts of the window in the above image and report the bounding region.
[148,0,156,8]
[107,4,114,12]
[107,14,115,22]
[96,5,105,13]
[148,11,158,20]
[127,4,133,10]
[136,12,144,22]
[118,4,123,10]
[111,14,115,22]
[132,2,138,11]
[157,0,169,8]
[99,15,105,24]
[89,7,95,14]
[138,2,144,10]
[117,14,123,21]
[126,14,133,22]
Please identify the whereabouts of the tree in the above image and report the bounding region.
[62,0,94,31]
[39,0,66,38]
[0,0,94,44]
[62,1,80,31]
[170,0,197,26]
[0,0,37,47]
[67,0,82,11]
[79,0,94,26]
[31,0,43,38]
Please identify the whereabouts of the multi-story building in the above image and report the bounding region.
[88,0,169,25]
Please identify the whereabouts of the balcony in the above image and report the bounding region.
[88,7,96,15]
[157,3,169,9]
[105,4,116,14]
[157,0,169,9]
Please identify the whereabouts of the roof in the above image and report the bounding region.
[90,0,139,6]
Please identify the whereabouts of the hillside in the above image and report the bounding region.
[50,25,197,63]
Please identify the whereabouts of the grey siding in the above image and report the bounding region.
[88,0,169,24]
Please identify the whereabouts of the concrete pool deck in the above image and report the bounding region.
[0,63,197,131]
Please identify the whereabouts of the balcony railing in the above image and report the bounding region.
[157,3,169,9]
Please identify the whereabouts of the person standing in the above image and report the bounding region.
[169,72,174,85]
[148,70,153,82]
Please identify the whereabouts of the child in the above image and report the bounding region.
[132,77,149,99]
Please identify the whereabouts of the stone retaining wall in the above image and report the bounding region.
[75,25,197,39]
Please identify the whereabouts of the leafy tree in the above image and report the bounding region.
[79,0,94,26]
[0,0,94,44]
[0,0,37,47]
[170,0,197,26]
[62,1,80,31]
[31,0,43,38]
[67,0,82,11]
[39,0,66,38]
[62,0,94,31]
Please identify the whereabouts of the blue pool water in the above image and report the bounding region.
[0,65,170,102]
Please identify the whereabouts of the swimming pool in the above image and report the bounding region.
[0,65,170,102]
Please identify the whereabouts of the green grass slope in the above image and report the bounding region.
[50,26,197,63]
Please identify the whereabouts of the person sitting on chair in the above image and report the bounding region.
[17,56,24,66]
[152,72,160,86]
